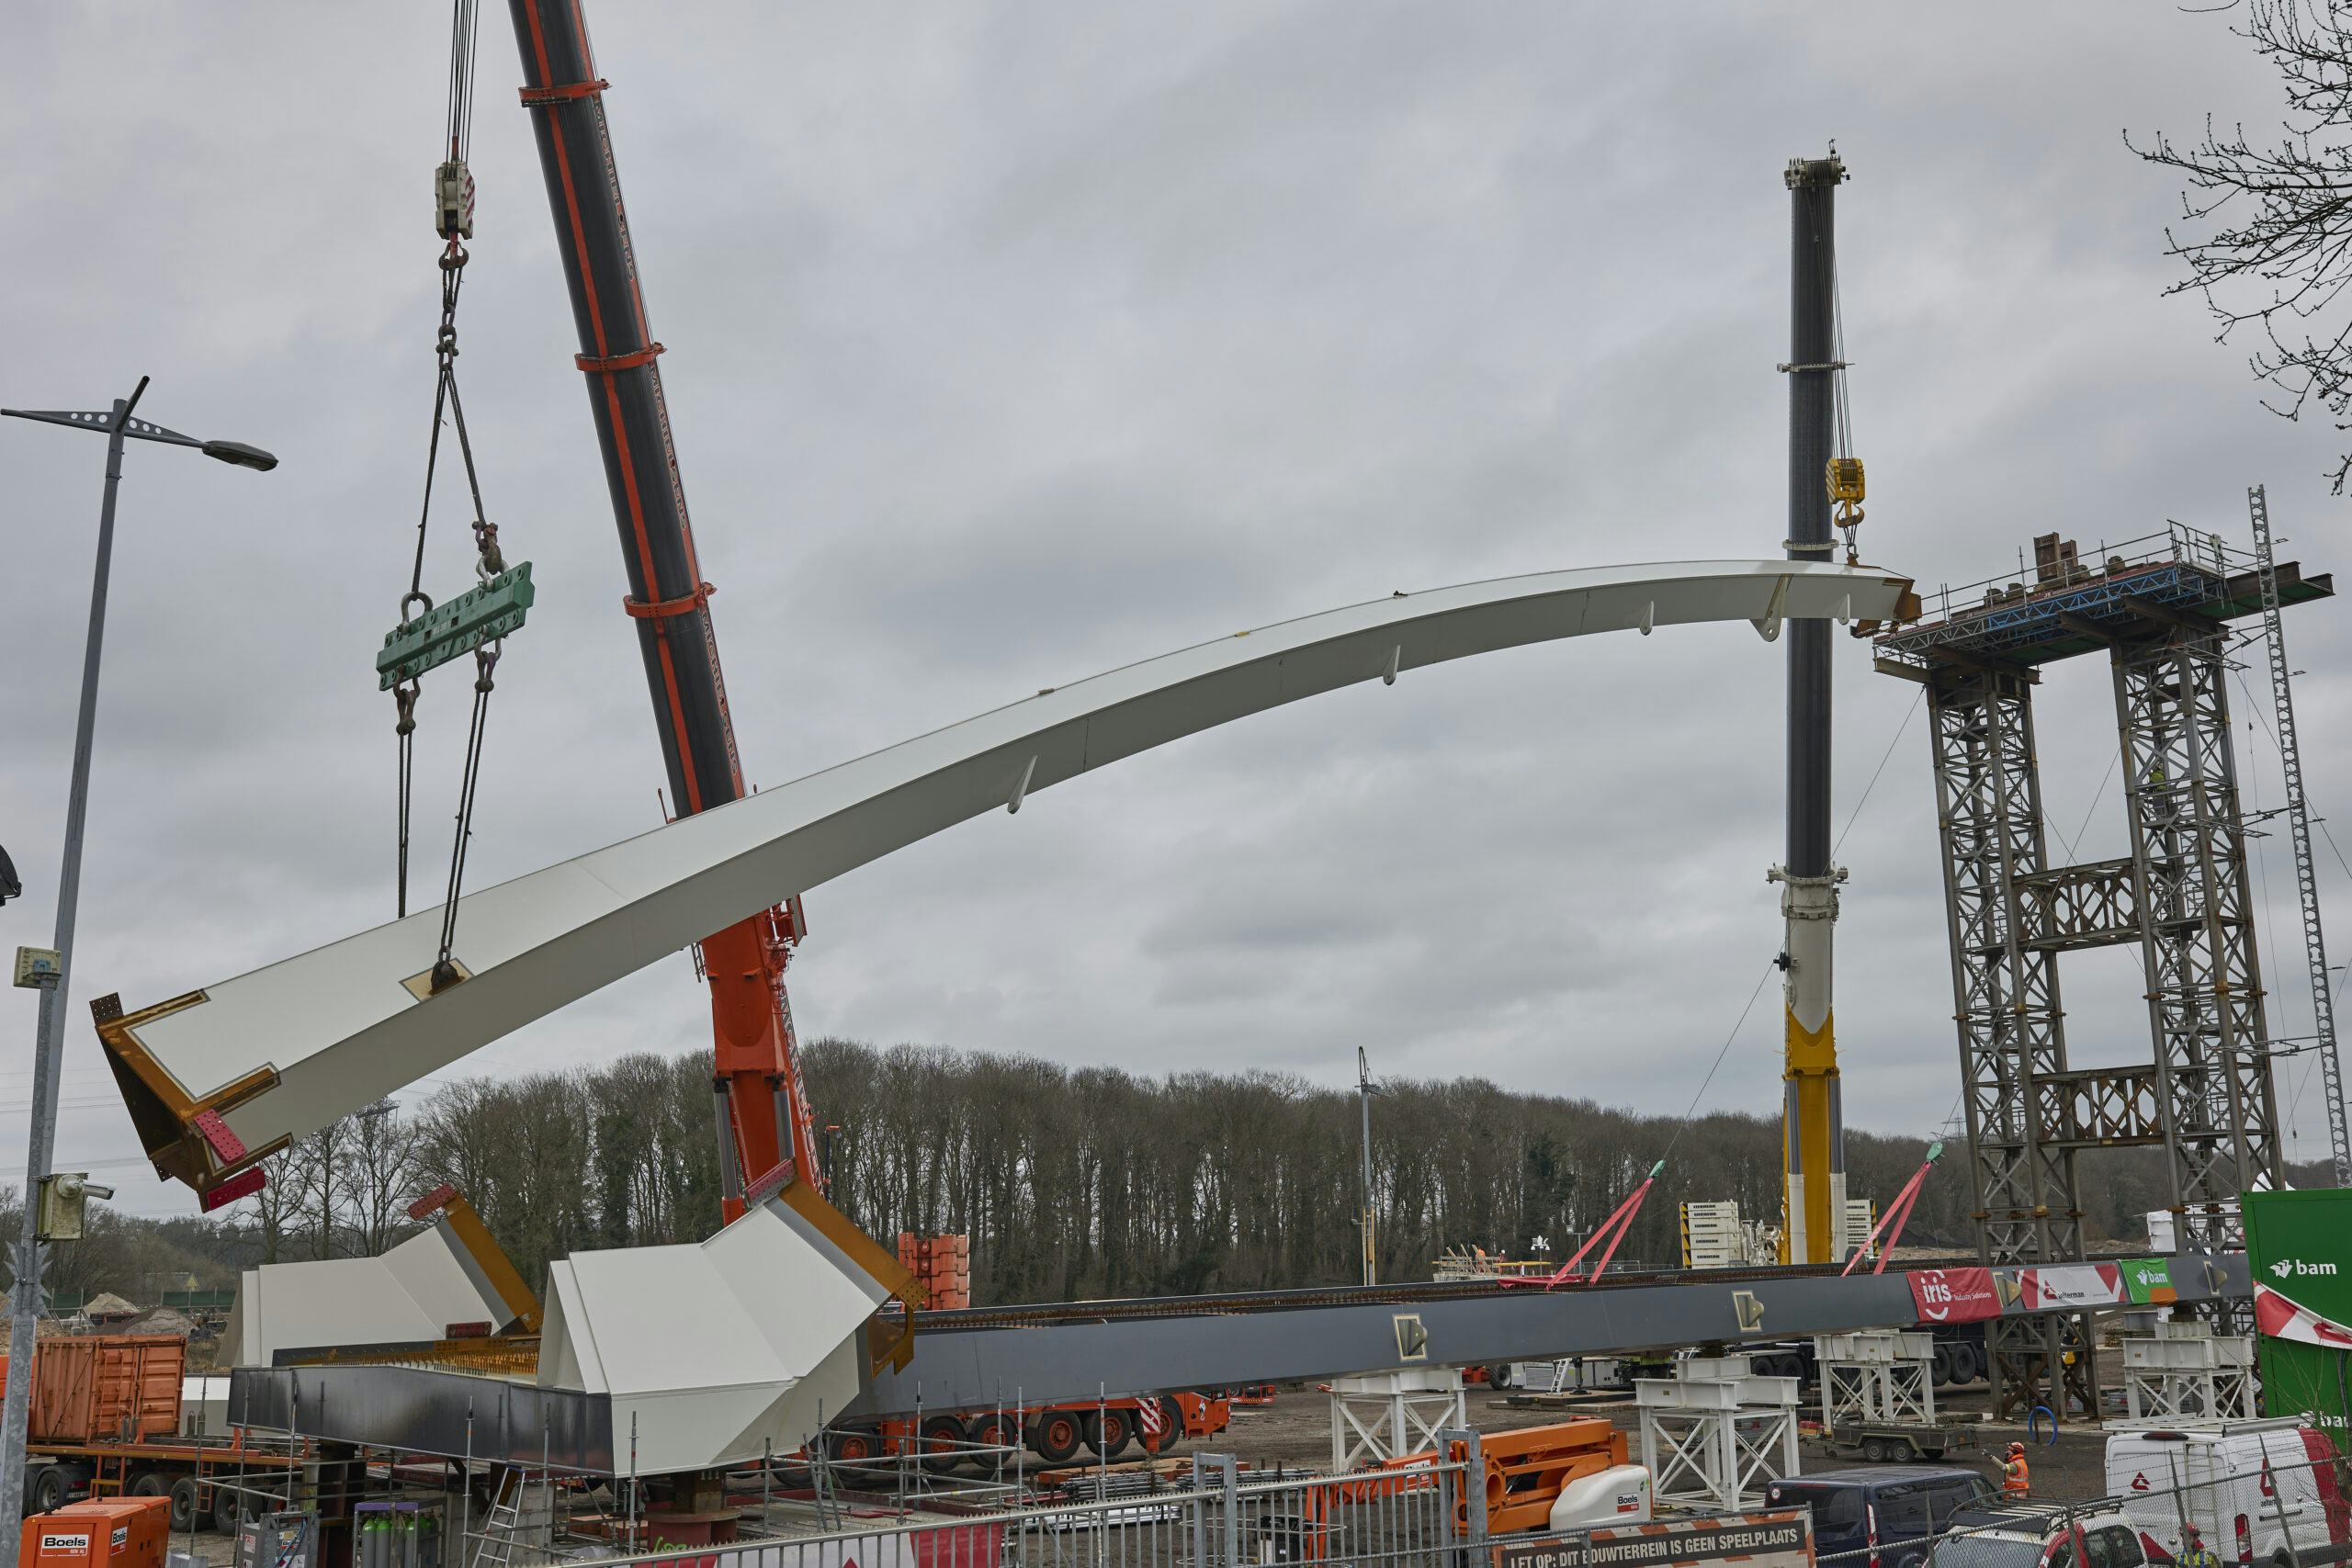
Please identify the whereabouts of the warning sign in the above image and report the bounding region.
[1495,1510,1814,1568]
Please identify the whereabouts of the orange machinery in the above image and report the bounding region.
[1453,1418,1631,1536]
[1280,1418,1631,1561]
[20,1497,167,1568]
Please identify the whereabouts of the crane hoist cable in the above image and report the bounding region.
[1824,236,1866,564]
[379,0,533,995]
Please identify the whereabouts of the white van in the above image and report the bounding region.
[2105,1421,2348,1566]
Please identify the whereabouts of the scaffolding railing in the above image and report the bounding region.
[1881,523,2256,670]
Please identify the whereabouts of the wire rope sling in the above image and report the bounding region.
[378,0,533,995]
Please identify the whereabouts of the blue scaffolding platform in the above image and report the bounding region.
[1876,525,2331,675]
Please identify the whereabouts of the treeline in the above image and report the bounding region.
[15,1040,2297,1307]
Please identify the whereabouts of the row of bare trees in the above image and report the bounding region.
[216,1039,2209,1304]
[15,1039,2265,1306]
[807,1044,1972,1301]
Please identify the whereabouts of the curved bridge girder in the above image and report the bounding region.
[99,558,1908,1198]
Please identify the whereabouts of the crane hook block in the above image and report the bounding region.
[378,561,535,690]
[436,158,476,240]
[1826,457,1865,505]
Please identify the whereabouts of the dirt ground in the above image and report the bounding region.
[1212,1384,2117,1502]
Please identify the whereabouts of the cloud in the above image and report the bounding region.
[3,2,2347,1222]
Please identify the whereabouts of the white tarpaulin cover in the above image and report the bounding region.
[223,1224,517,1368]
[537,1191,892,1472]
[96,558,1909,1198]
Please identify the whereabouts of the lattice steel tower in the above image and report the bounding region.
[1876,525,2333,1419]
[2248,487,2352,1186]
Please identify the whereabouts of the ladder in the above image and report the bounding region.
[2249,485,2352,1185]
[469,1471,528,1568]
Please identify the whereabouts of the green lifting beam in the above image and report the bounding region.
[377,562,536,690]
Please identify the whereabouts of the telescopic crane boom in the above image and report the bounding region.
[506,0,820,1219]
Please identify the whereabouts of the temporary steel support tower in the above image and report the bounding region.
[2247,485,2351,1186]
[506,0,820,1215]
[1777,153,1849,1267]
[1920,660,2095,1417]
[2110,589,2282,1253]
[1880,525,2329,1418]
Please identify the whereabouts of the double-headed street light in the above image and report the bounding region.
[0,378,274,1553]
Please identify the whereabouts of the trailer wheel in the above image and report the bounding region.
[968,1413,1018,1459]
[28,1466,66,1516]
[210,1480,243,1534]
[919,1415,967,1476]
[1488,1363,1516,1391]
[1931,1344,1956,1385]
[1951,1343,1982,1385]
[1085,1407,1133,1459]
[167,1478,199,1534]
[1862,1438,1894,1463]
[1029,1410,1084,1465]
[827,1427,883,1475]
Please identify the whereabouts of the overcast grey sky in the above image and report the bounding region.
[5,5,2349,1219]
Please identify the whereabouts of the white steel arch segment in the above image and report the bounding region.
[99,558,1908,1199]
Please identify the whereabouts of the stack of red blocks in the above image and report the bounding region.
[896,1232,973,1310]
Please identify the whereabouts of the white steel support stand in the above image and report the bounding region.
[1814,1331,1936,1436]
[1329,1369,1467,1472]
[2121,1320,2259,1421]
[1636,1356,1801,1512]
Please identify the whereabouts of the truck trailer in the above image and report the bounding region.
[2,1336,296,1530]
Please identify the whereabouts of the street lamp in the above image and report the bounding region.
[1357,1048,1385,1287]
[0,378,274,1552]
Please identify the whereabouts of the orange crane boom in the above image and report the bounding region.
[505,0,820,1219]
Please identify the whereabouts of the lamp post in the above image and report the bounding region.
[1357,1048,1385,1287]
[0,378,274,1553]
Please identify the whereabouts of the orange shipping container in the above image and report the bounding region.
[0,1337,186,1444]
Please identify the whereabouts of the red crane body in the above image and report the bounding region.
[504,0,818,1223]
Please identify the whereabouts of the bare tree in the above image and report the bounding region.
[2132,1,2352,489]
[245,1141,312,1265]
[347,1100,425,1256]
[294,1118,354,1260]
